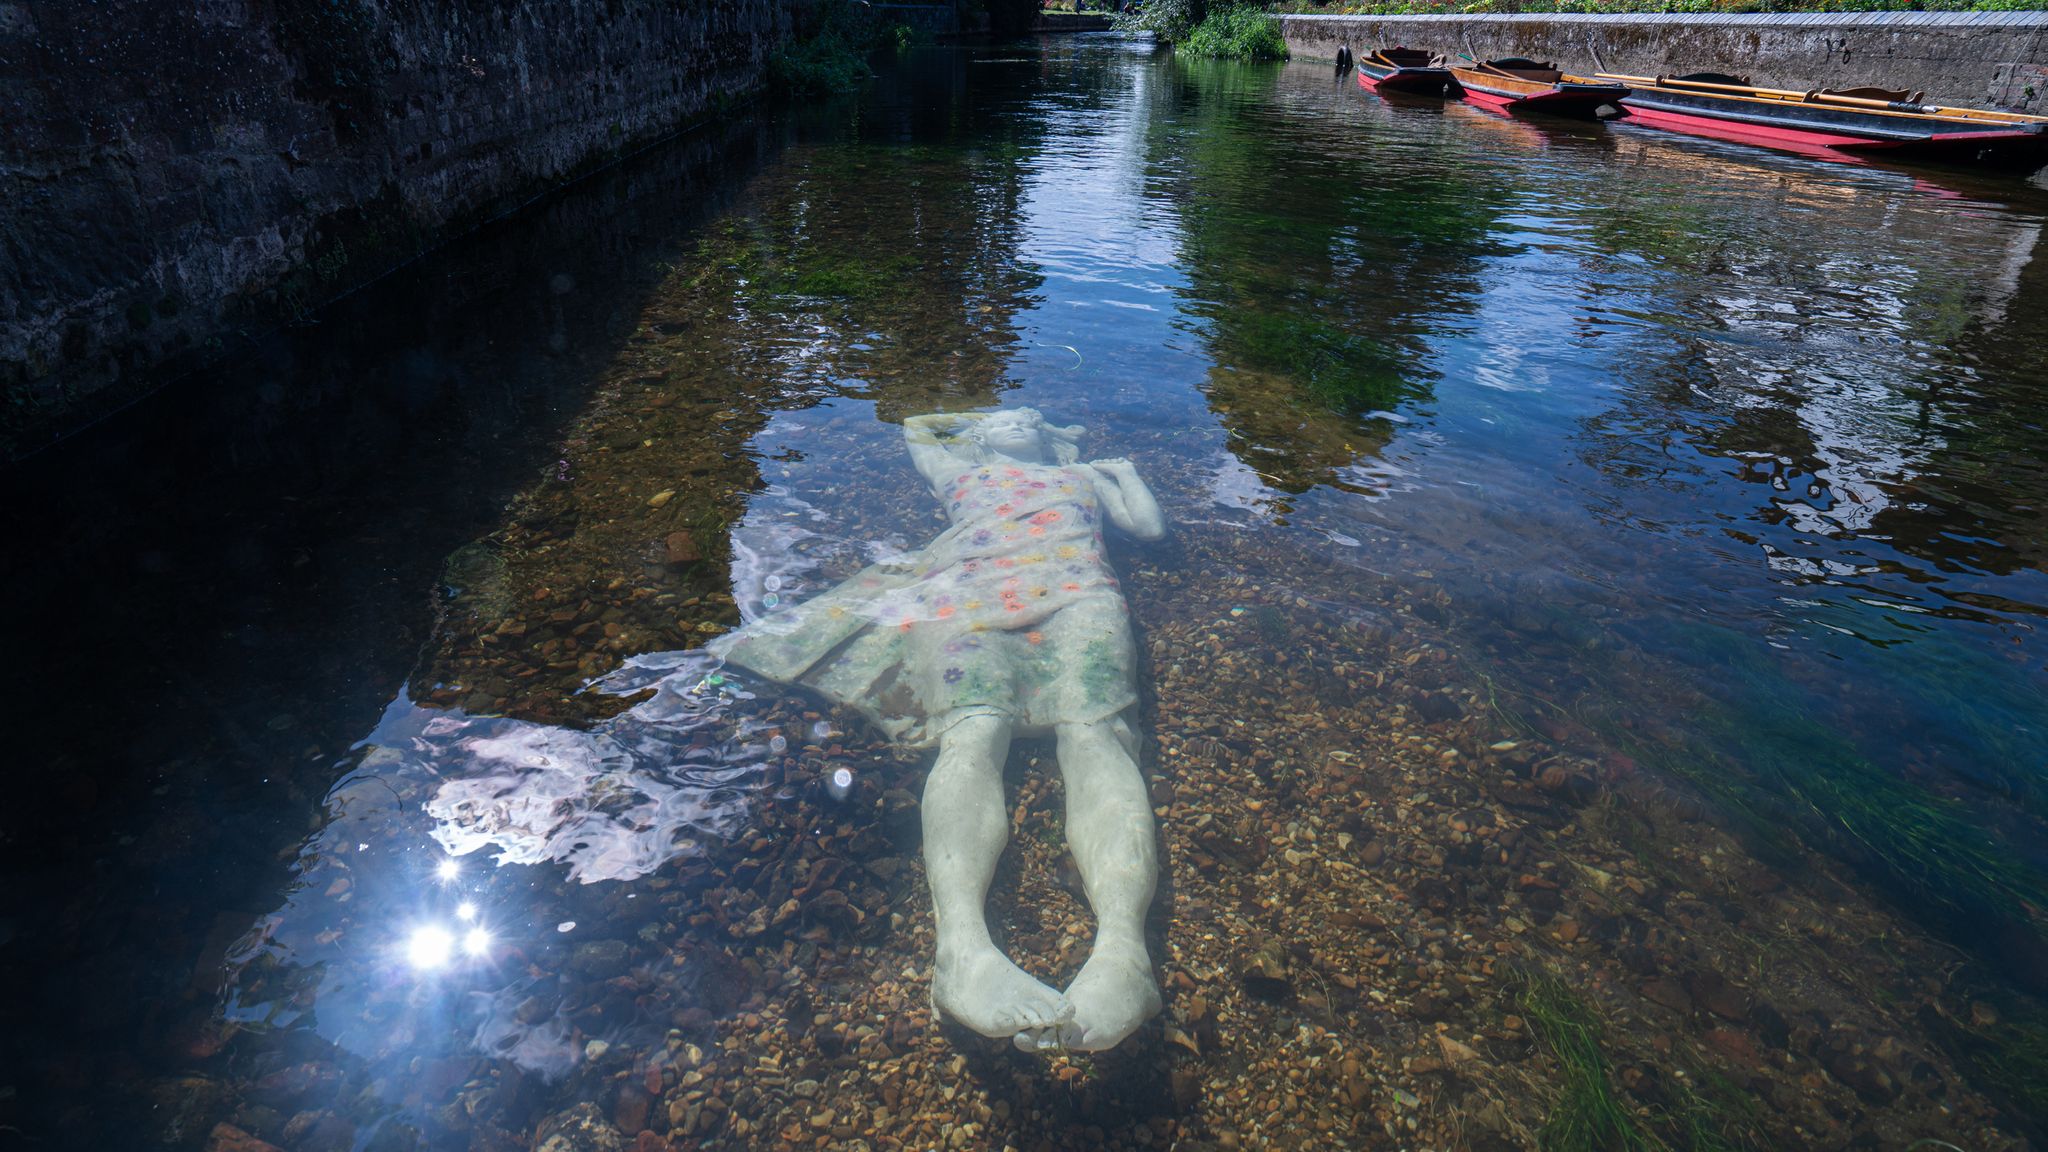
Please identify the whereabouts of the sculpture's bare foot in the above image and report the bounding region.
[933,942,1070,1040]
[1045,935,1161,1052]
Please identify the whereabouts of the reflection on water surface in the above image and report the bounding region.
[5,34,2048,1152]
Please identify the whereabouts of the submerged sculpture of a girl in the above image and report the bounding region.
[711,408,1165,1051]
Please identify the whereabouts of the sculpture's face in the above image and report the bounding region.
[979,413,1047,462]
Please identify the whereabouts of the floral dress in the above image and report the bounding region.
[710,460,1136,747]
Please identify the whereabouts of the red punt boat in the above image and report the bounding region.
[1602,73,2048,168]
[1446,58,1630,119]
[1354,47,1455,97]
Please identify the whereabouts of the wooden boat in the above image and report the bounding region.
[1354,47,1455,97]
[1446,58,1629,118]
[1601,72,2048,166]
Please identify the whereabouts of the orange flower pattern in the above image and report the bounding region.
[710,458,1135,747]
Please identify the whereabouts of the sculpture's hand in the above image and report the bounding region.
[906,412,984,493]
[1079,457,1165,541]
[904,411,983,444]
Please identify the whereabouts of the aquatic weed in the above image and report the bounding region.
[1664,1063,1766,1152]
[1929,991,2048,1141]
[1510,967,1659,1152]
[1618,694,2048,939]
[1553,627,2048,1135]
[1560,619,2048,965]
[1252,603,1292,645]
[1473,668,1566,738]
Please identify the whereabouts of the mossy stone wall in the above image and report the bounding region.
[0,0,803,457]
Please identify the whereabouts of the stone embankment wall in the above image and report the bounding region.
[0,0,802,456]
[1282,11,2048,112]
[873,2,970,36]
[1035,12,1115,32]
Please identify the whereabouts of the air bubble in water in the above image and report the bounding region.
[770,734,788,754]
[764,575,783,592]
[763,592,780,608]
[827,766,854,801]
[812,721,833,740]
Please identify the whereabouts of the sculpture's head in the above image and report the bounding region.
[970,407,1084,465]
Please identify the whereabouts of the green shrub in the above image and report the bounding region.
[884,21,934,50]
[769,0,876,96]
[1181,4,1290,58]
[1114,0,1208,42]
[769,36,871,95]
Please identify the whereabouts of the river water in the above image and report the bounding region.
[4,34,2048,1152]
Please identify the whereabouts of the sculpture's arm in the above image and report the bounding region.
[1079,459,1166,541]
[904,413,983,493]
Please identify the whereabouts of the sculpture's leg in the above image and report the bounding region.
[1035,714,1161,1052]
[923,711,1070,1039]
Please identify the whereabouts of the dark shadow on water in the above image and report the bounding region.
[0,108,786,1146]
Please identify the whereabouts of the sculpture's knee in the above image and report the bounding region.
[1107,713,1138,760]
[1057,716,1135,764]
[937,710,1012,763]
[1057,722,1153,834]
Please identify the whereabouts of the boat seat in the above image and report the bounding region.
[1820,86,1925,104]
[1484,57,1562,82]
[1375,48,1437,68]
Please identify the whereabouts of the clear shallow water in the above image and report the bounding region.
[5,35,2048,1152]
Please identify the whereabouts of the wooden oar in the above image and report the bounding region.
[1597,72,2045,124]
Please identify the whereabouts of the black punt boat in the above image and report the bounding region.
[1354,47,1456,97]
